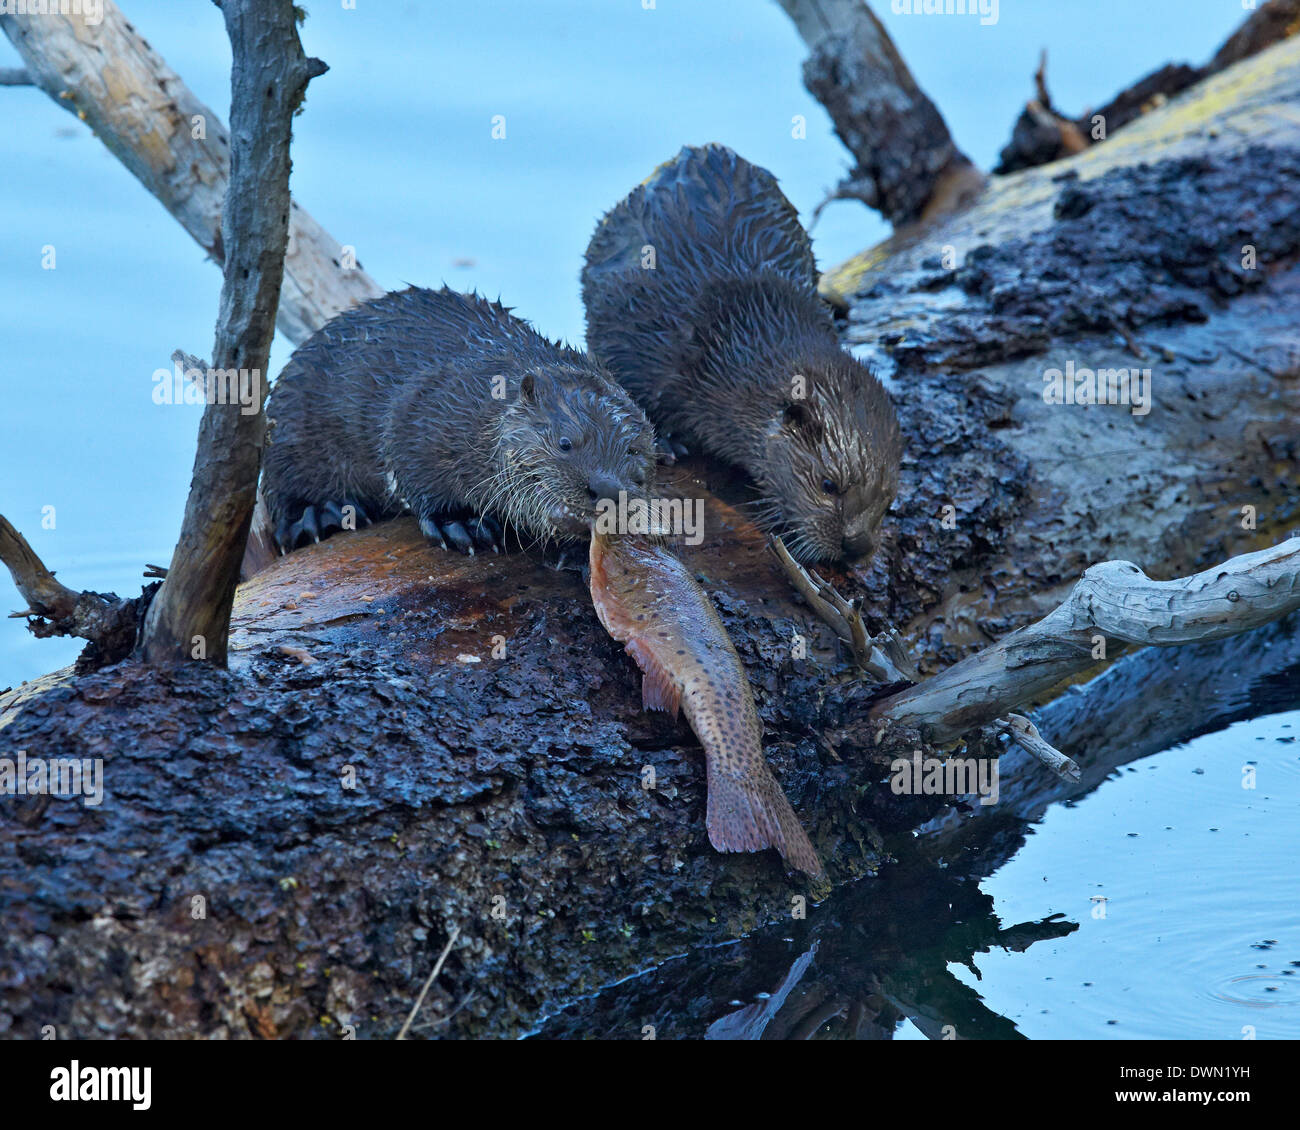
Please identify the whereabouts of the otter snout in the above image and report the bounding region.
[842,529,875,560]
[587,471,627,504]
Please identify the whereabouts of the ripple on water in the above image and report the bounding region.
[965,710,1300,1039]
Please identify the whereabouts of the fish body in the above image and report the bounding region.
[589,533,823,877]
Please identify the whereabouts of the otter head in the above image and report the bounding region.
[489,364,658,540]
[757,357,901,563]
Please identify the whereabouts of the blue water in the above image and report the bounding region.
[1,1,1274,1041]
[944,711,1300,1040]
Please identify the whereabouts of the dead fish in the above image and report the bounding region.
[589,532,824,877]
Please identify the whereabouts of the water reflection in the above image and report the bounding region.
[531,854,1074,1040]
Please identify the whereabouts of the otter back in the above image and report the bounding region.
[582,143,818,416]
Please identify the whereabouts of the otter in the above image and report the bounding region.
[582,143,902,563]
[262,286,658,554]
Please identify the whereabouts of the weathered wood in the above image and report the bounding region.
[139,0,326,666]
[0,515,146,672]
[0,0,382,343]
[871,536,1300,743]
[773,0,984,224]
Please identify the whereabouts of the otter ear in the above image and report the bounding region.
[518,372,537,404]
[782,400,823,442]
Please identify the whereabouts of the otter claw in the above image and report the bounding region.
[467,516,503,553]
[301,505,321,544]
[418,515,448,549]
[274,517,295,554]
[442,521,475,555]
[318,500,344,536]
[284,505,321,548]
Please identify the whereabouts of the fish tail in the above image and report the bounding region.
[705,765,824,879]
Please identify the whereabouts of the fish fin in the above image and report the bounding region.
[705,764,824,879]
[625,638,681,718]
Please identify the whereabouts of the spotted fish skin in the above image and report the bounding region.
[589,532,824,877]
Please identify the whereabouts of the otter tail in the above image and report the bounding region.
[704,762,825,879]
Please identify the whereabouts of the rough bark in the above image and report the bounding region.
[0,503,937,1040]
[774,0,985,224]
[138,0,326,666]
[822,37,1300,674]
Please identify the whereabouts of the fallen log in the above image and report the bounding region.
[822,37,1300,670]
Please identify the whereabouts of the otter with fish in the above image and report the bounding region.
[583,143,902,563]
[262,286,658,554]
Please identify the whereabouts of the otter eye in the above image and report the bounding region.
[821,478,838,495]
[558,437,573,452]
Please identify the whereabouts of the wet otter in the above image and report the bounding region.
[262,286,658,554]
[582,143,902,563]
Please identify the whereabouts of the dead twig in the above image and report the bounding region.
[769,537,918,684]
[999,713,1081,782]
[396,925,461,1041]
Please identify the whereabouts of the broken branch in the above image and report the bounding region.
[871,536,1300,743]
[140,0,327,665]
[773,0,984,225]
[770,537,916,683]
[999,713,1081,782]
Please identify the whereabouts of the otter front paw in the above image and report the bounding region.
[275,499,373,553]
[275,505,319,552]
[418,513,506,554]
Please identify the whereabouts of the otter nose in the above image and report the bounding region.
[587,472,624,503]
[842,530,875,560]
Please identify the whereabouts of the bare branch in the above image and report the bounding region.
[999,714,1081,782]
[0,0,380,343]
[769,537,916,683]
[872,536,1300,743]
[0,513,86,626]
[140,0,326,665]
[773,0,984,225]
[0,514,147,667]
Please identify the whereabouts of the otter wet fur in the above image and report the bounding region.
[262,286,658,554]
[582,143,902,563]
